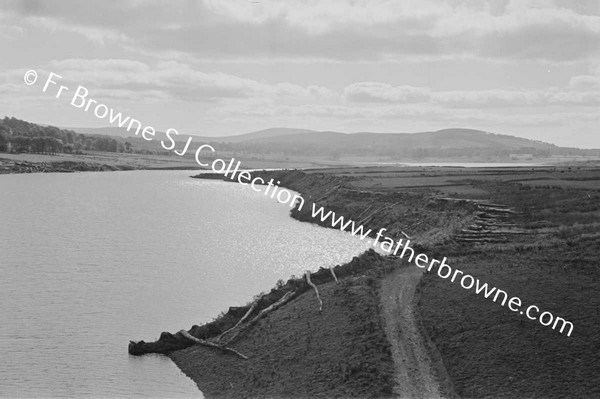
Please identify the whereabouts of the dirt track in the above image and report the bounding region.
[380,266,444,399]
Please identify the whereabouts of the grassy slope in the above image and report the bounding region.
[417,180,600,398]
[170,274,395,398]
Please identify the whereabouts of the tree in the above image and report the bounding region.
[30,136,46,153]
[45,137,63,154]
[10,136,30,152]
[0,130,8,152]
[0,117,125,154]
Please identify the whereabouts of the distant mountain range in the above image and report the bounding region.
[67,126,598,160]
[219,127,553,148]
[69,126,316,143]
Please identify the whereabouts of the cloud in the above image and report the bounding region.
[23,59,333,103]
[204,0,445,35]
[570,75,600,90]
[343,82,431,103]
[569,64,600,89]
[343,81,600,107]
[195,0,600,61]
[3,0,599,61]
[25,16,129,45]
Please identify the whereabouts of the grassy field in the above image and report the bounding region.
[317,165,600,196]
[416,174,600,398]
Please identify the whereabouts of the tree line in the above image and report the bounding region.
[0,117,134,154]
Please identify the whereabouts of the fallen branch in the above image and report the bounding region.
[179,330,248,360]
[223,291,296,346]
[329,266,339,283]
[216,294,263,343]
[306,270,323,312]
[356,204,373,219]
[358,206,383,225]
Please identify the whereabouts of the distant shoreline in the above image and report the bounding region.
[3,148,596,176]
[0,159,203,174]
[0,151,329,175]
[0,151,201,174]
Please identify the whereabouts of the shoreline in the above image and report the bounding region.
[4,149,592,176]
[146,164,600,397]
[130,167,477,397]
[0,152,207,174]
[170,262,398,398]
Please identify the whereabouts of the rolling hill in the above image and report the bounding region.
[65,125,599,160]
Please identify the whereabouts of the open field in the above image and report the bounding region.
[311,165,600,196]
[413,170,600,398]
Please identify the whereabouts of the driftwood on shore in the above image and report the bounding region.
[179,330,249,360]
[306,270,323,312]
[223,291,296,346]
[217,294,264,344]
[330,266,339,283]
[128,249,388,357]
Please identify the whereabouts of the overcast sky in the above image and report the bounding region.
[1,0,599,147]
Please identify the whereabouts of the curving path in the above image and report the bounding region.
[380,266,445,399]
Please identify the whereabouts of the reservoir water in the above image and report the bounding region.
[0,170,372,397]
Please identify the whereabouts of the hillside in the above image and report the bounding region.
[66,126,315,142]
[216,128,596,159]
[61,124,600,162]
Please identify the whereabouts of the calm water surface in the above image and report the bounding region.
[0,170,371,398]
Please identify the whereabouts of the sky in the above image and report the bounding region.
[1,0,599,148]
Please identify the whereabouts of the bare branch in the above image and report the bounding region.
[330,266,339,283]
[179,330,248,360]
[223,291,296,346]
[306,270,323,312]
[216,294,263,343]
